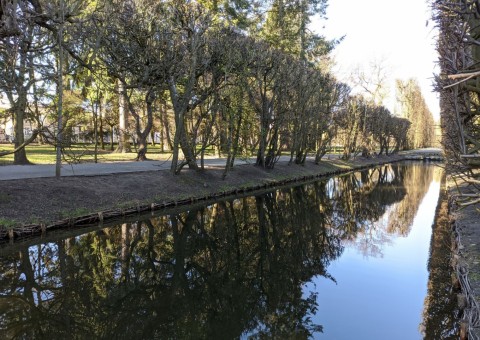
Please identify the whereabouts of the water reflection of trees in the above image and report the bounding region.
[386,164,437,236]
[326,163,436,257]
[0,163,436,338]
[421,177,460,339]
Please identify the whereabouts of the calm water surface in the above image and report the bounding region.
[0,163,457,339]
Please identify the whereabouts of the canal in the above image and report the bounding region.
[0,162,459,339]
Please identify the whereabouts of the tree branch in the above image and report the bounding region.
[0,129,41,157]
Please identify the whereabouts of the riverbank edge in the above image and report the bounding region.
[448,174,480,339]
[0,154,407,242]
[422,172,462,337]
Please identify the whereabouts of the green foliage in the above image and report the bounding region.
[261,0,336,63]
[0,192,11,203]
[198,0,261,30]
[59,207,91,219]
[0,218,17,228]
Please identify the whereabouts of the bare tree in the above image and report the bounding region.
[433,0,480,207]
[351,60,390,106]
[396,78,435,149]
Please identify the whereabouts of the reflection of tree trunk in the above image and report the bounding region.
[58,239,72,333]
[171,216,187,291]
[19,249,35,303]
[36,245,42,305]
[121,223,131,282]
[263,193,282,251]
[219,202,241,270]
[391,164,401,183]
[378,166,388,184]
[227,202,242,268]
[255,197,268,282]
[173,210,198,292]
[145,220,157,271]
[361,169,369,185]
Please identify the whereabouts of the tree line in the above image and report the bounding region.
[0,0,433,175]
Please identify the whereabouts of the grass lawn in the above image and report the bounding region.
[0,143,347,165]
[0,143,177,165]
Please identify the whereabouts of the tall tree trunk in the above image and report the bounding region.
[13,94,29,164]
[99,98,105,150]
[177,117,198,170]
[150,130,155,146]
[10,35,30,165]
[169,78,198,173]
[171,124,180,173]
[110,128,114,151]
[131,91,154,161]
[93,106,98,163]
[136,134,148,161]
[160,122,165,152]
[161,101,173,151]
[55,1,64,178]
[299,0,308,61]
[115,80,131,153]
[256,117,267,167]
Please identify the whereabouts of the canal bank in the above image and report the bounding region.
[447,173,480,339]
[0,154,411,241]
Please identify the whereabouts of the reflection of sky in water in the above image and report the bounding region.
[305,179,441,339]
